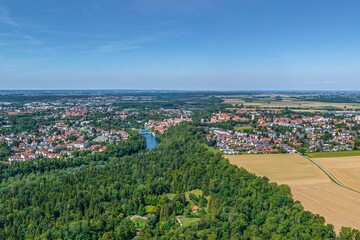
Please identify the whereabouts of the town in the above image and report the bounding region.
[3,120,129,162]
[0,94,194,162]
[205,110,360,154]
[1,93,360,161]
[145,117,192,134]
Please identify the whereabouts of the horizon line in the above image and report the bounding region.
[0,89,359,92]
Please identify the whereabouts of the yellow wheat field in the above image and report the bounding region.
[222,98,360,110]
[226,154,360,232]
[316,156,360,192]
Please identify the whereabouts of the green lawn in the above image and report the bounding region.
[307,150,360,158]
[164,193,177,200]
[185,189,203,201]
[177,216,201,227]
[131,217,147,229]
[234,126,253,132]
[204,144,220,154]
[145,205,158,214]
[318,106,342,110]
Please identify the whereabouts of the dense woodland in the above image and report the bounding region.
[0,124,359,239]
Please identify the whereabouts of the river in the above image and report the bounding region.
[139,130,159,150]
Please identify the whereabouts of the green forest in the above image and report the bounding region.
[0,124,359,239]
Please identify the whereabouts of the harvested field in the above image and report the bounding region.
[316,156,360,192]
[227,154,360,232]
[222,98,360,110]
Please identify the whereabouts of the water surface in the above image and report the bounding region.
[139,130,159,150]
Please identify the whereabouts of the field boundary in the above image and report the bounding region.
[303,155,360,194]
[306,151,360,158]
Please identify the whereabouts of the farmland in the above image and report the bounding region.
[221,94,360,110]
[224,99,360,110]
[307,151,360,158]
[316,156,360,191]
[227,154,360,232]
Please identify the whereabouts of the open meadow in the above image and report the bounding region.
[227,154,360,232]
[307,151,360,158]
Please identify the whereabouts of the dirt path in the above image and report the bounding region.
[316,156,360,192]
[303,155,360,194]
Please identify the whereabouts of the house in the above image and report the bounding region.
[154,126,165,134]
[73,142,89,149]
[99,146,107,152]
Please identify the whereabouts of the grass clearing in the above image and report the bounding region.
[145,205,158,214]
[130,216,148,230]
[204,144,220,154]
[307,151,360,158]
[234,126,253,132]
[132,218,147,229]
[185,189,203,201]
[164,193,177,200]
[177,216,201,227]
[226,153,360,232]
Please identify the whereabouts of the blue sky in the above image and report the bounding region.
[0,0,359,90]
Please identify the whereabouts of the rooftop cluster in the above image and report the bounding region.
[205,110,360,154]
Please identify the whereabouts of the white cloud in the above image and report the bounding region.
[15,31,57,56]
[0,6,57,57]
[97,43,141,53]
[0,6,19,27]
